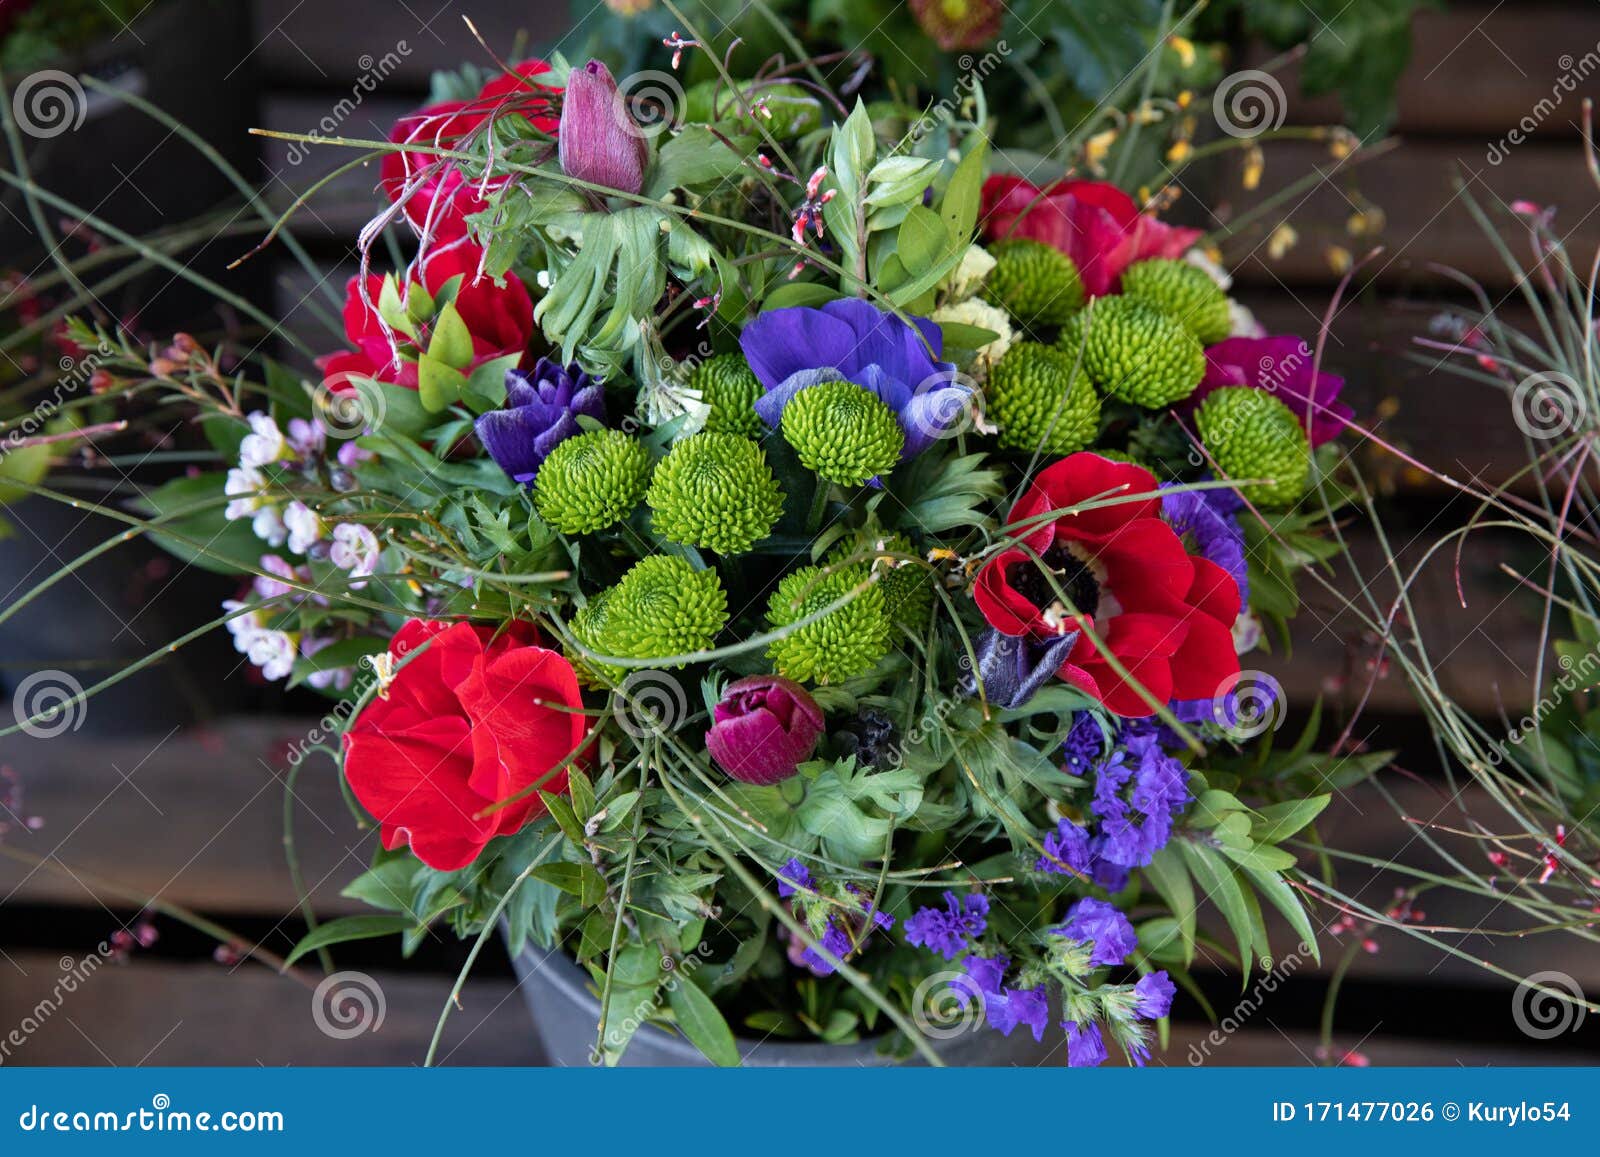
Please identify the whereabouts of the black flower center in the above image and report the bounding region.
[1008,542,1101,620]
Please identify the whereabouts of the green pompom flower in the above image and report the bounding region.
[828,532,933,633]
[1120,259,1232,344]
[1077,296,1205,408]
[533,428,653,535]
[692,353,765,438]
[986,341,1101,455]
[568,590,624,687]
[603,555,729,664]
[647,432,784,554]
[985,238,1086,328]
[766,564,890,684]
[781,380,905,486]
[1194,386,1311,508]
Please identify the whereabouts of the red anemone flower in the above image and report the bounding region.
[973,453,1240,717]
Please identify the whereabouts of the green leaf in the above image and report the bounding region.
[1220,842,1298,872]
[1048,0,1165,97]
[284,914,417,967]
[340,858,420,913]
[530,862,607,907]
[416,354,468,412]
[540,791,586,845]
[1250,795,1331,844]
[895,205,949,276]
[289,636,388,689]
[938,321,1002,350]
[761,282,840,311]
[938,140,987,242]
[667,975,740,1066]
[1178,841,1255,973]
[1143,845,1196,966]
[129,473,266,575]
[428,302,475,370]
[1243,866,1322,965]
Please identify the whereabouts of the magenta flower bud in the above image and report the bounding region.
[558,60,648,196]
[705,676,824,785]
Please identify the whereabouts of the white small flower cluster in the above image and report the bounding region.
[222,600,298,681]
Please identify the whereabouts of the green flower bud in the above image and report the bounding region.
[781,380,905,487]
[765,564,890,684]
[1076,296,1205,408]
[1194,386,1311,508]
[533,428,653,535]
[987,341,1101,455]
[647,432,784,555]
[985,238,1086,328]
[1120,258,1232,344]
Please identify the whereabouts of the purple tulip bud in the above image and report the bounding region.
[558,60,649,196]
[705,676,824,786]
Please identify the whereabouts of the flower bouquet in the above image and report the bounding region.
[43,25,1379,1067]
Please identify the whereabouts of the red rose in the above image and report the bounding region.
[980,175,1203,297]
[381,60,561,239]
[316,237,534,391]
[974,453,1240,717]
[342,619,588,870]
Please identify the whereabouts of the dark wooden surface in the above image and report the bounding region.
[4,1,1599,1066]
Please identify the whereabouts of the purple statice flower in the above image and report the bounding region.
[474,358,605,485]
[1091,730,1189,869]
[905,891,989,960]
[1134,970,1176,1019]
[1036,817,1092,877]
[1064,1020,1108,1067]
[738,299,973,463]
[1062,710,1105,775]
[797,919,854,976]
[1055,897,1137,967]
[1161,480,1249,602]
[956,954,1048,1042]
[846,883,895,932]
[776,857,814,899]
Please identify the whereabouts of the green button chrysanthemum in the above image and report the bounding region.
[781,380,905,486]
[568,589,624,687]
[647,432,784,555]
[985,237,1086,328]
[533,428,653,535]
[827,531,933,634]
[987,340,1101,455]
[1194,386,1311,508]
[1074,296,1205,408]
[602,555,729,664]
[692,353,765,439]
[1120,258,1233,344]
[765,564,890,684]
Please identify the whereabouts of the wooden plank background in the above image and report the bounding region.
[4,0,1600,1067]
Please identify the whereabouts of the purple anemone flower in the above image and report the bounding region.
[1187,335,1352,448]
[474,358,605,485]
[738,299,972,461]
